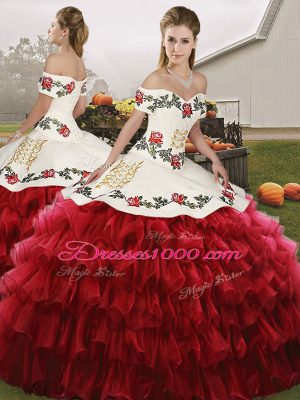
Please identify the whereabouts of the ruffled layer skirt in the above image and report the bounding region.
[0,192,299,400]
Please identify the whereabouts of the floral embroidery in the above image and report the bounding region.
[127,196,140,207]
[39,76,76,97]
[38,117,71,137]
[42,169,56,178]
[41,76,53,90]
[220,189,236,205]
[94,159,144,189]
[135,90,156,113]
[182,103,193,118]
[149,131,163,145]
[73,187,213,210]
[80,81,87,95]
[172,193,184,204]
[0,165,90,185]
[170,129,189,149]
[58,124,71,137]
[6,136,48,172]
[6,172,19,185]
[66,82,75,94]
[134,134,185,170]
[155,93,205,118]
[135,89,205,117]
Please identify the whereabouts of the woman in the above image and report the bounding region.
[0,6,112,276]
[0,6,300,400]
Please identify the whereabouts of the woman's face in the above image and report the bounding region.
[48,17,66,45]
[163,24,197,66]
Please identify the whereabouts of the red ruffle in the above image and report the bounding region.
[0,185,63,276]
[0,193,300,400]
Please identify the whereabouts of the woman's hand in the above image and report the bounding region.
[212,159,229,189]
[6,131,22,145]
[85,167,107,185]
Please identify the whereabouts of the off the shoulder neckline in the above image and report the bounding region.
[42,71,87,83]
[138,86,206,103]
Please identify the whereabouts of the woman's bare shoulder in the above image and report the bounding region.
[44,53,86,80]
[140,68,167,89]
[193,70,207,94]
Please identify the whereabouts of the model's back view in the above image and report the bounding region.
[0,6,112,276]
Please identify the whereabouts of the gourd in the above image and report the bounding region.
[257,182,284,207]
[283,183,300,201]
[92,93,113,106]
[185,142,198,153]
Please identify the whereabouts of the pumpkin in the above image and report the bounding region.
[223,143,235,149]
[212,142,227,151]
[283,183,300,201]
[206,111,216,118]
[257,182,284,207]
[185,143,198,153]
[92,93,113,106]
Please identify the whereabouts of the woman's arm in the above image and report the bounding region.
[6,93,53,144]
[188,121,229,188]
[73,96,87,119]
[6,55,61,144]
[85,109,145,184]
[188,121,220,163]
[105,109,145,164]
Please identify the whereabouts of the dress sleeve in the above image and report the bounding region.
[134,87,157,115]
[200,96,207,119]
[38,72,59,98]
[80,80,87,96]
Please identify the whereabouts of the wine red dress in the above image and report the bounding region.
[0,86,299,400]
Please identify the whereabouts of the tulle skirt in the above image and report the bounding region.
[0,185,63,276]
[0,192,299,400]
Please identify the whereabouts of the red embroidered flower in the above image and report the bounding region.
[127,196,140,207]
[43,169,55,178]
[58,125,71,137]
[66,81,75,94]
[222,189,235,200]
[149,131,163,145]
[135,90,144,105]
[6,173,19,185]
[82,170,90,178]
[41,77,53,90]
[222,179,235,192]
[172,193,184,205]
[171,154,182,169]
[182,103,193,117]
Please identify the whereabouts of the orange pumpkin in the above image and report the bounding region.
[206,111,216,118]
[212,142,227,151]
[257,182,284,207]
[283,183,300,201]
[223,143,235,149]
[92,93,113,106]
[185,143,198,153]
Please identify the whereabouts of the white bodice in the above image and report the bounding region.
[131,87,207,171]
[35,72,87,143]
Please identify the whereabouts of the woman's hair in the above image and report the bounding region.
[158,6,200,70]
[56,6,89,58]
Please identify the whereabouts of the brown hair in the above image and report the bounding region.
[158,6,200,69]
[56,6,89,58]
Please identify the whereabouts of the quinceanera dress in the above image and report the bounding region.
[0,86,299,400]
[0,71,112,276]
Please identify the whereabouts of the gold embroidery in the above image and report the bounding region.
[95,159,144,189]
[7,136,48,171]
[170,129,189,149]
